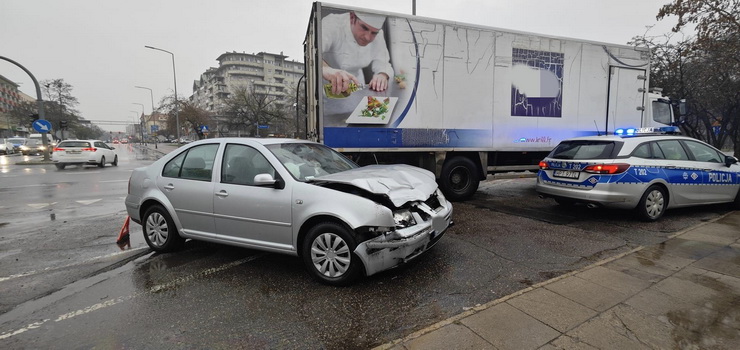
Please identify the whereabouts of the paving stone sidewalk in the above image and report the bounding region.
[376,211,740,350]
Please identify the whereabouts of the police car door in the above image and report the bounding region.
[653,139,704,205]
[682,140,738,202]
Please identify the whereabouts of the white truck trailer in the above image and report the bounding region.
[304,2,676,200]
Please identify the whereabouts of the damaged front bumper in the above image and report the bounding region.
[354,200,454,276]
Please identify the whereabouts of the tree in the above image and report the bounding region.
[222,84,293,137]
[8,78,82,136]
[41,79,81,129]
[179,102,213,140]
[638,0,740,155]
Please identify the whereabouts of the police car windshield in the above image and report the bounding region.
[549,141,616,160]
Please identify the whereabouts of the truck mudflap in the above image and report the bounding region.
[353,204,453,276]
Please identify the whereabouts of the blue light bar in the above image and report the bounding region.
[615,126,681,137]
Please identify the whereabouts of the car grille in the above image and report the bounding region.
[425,193,442,211]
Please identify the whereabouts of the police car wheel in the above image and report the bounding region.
[636,185,666,222]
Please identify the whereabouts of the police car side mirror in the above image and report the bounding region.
[725,156,738,167]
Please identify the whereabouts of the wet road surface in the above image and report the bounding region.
[0,145,734,348]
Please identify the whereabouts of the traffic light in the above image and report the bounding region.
[29,113,39,123]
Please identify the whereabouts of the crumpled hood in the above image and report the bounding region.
[312,164,437,207]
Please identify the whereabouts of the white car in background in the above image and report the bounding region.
[52,139,118,169]
[0,138,16,155]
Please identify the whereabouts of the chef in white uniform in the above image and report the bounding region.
[322,11,394,122]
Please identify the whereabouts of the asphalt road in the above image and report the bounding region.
[0,145,733,348]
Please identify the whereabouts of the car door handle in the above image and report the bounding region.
[164,184,175,190]
[215,190,229,198]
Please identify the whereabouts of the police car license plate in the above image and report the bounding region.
[553,170,579,179]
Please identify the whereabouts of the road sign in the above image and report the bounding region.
[151,125,159,132]
[258,125,269,129]
[32,119,53,133]
[200,125,209,132]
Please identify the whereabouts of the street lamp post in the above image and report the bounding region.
[130,110,143,144]
[132,102,145,145]
[144,45,180,143]
[135,85,157,148]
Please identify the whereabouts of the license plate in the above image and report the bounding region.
[553,170,580,179]
[67,150,81,154]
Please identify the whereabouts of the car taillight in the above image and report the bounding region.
[54,147,64,152]
[539,161,549,170]
[584,163,630,174]
[81,147,97,151]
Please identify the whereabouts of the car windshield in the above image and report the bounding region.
[9,138,26,144]
[549,140,617,160]
[266,143,358,181]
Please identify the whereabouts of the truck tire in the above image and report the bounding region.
[440,156,479,201]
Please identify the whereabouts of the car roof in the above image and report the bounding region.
[561,134,700,144]
[59,139,104,143]
[189,137,317,146]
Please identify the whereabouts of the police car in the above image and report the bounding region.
[536,127,740,221]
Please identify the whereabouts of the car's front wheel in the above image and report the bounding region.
[302,222,363,286]
[636,185,667,221]
[112,155,118,166]
[55,164,65,170]
[142,205,184,252]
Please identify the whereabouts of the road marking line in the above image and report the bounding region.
[0,247,148,282]
[26,202,57,209]
[0,253,265,340]
[76,199,102,205]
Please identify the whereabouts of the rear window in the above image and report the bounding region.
[549,141,617,160]
[59,141,92,148]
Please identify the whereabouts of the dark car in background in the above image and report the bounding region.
[20,139,51,156]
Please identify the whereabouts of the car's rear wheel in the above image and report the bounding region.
[142,205,184,252]
[302,222,362,286]
[112,155,118,166]
[636,185,667,221]
[55,164,65,170]
[98,156,105,168]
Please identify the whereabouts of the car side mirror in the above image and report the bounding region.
[725,155,738,167]
[253,173,284,189]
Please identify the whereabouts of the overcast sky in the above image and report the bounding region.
[1,0,681,132]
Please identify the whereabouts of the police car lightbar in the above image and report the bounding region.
[615,126,680,136]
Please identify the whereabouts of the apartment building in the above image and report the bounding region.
[1,74,35,137]
[190,51,304,114]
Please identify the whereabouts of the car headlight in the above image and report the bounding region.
[20,146,29,150]
[393,210,417,228]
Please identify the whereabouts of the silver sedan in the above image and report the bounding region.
[125,138,453,285]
